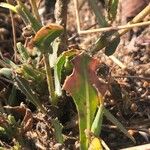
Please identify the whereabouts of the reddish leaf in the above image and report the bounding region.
[63,52,107,99]
[63,52,107,149]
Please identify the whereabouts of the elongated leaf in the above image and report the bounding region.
[63,52,107,149]
[17,42,30,62]
[54,49,79,96]
[88,0,120,56]
[0,2,17,13]
[8,85,17,106]
[108,0,119,21]
[15,5,29,25]
[15,75,46,113]
[51,118,63,144]
[21,64,45,82]
[88,0,108,27]
[4,58,17,69]
[33,23,64,49]
[91,104,104,136]
[15,2,42,32]
[104,108,136,143]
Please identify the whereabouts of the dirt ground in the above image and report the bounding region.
[0,0,150,149]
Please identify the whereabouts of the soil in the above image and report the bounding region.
[0,0,150,149]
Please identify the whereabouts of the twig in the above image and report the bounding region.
[73,0,81,34]
[109,55,126,69]
[74,1,150,36]
[78,21,150,34]
[68,23,97,41]
[55,0,69,51]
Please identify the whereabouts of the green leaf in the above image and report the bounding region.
[90,31,120,55]
[15,2,42,32]
[51,118,63,144]
[21,64,45,82]
[63,52,107,149]
[0,68,12,79]
[54,49,78,96]
[104,108,136,143]
[91,104,104,136]
[8,85,17,106]
[4,58,18,69]
[0,2,17,13]
[108,0,119,21]
[105,34,120,56]
[88,0,108,27]
[14,75,46,113]
[17,42,30,62]
[33,24,64,50]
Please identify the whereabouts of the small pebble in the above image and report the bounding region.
[130,103,138,112]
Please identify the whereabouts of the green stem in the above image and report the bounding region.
[43,53,57,105]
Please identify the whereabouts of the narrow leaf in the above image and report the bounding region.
[88,0,108,27]
[15,75,46,113]
[91,104,104,136]
[108,0,119,21]
[8,85,17,106]
[104,108,136,143]
[90,31,120,56]
[16,2,42,32]
[4,58,17,69]
[17,42,30,62]
[51,118,63,144]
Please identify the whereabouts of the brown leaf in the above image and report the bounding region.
[4,103,33,133]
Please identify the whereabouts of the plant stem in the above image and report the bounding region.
[29,0,41,22]
[43,53,57,105]
[7,0,17,62]
[55,0,69,52]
